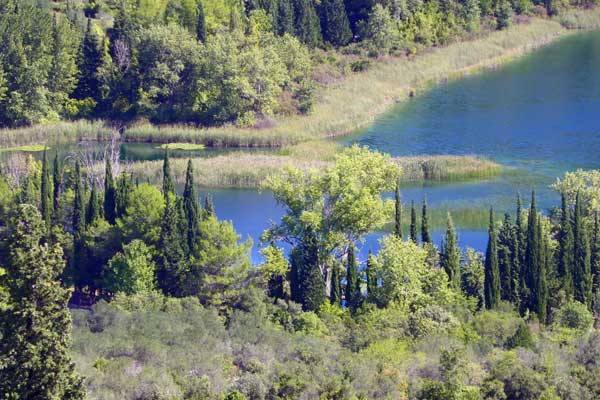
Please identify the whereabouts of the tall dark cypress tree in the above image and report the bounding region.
[40,147,52,233]
[510,225,521,305]
[86,183,101,225]
[71,161,86,287]
[74,18,102,101]
[204,194,215,217]
[103,157,116,224]
[162,148,175,196]
[345,245,361,309]
[498,213,514,301]
[573,191,592,307]
[330,263,341,306]
[441,213,460,289]
[52,153,61,222]
[115,173,133,218]
[523,192,540,313]
[484,209,500,309]
[157,195,186,296]
[294,227,325,311]
[366,249,377,303]
[558,192,574,299]
[394,178,403,239]
[536,215,549,323]
[319,0,352,46]
[183,160,200,254]
[421,199,431,245]
[410,201,418,244]
[591,211,600,298]
[196,0,207,43]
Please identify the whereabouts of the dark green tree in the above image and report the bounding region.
[320,0,352,46]
[183,160,200,254]
[196,0,207,43]
[157,195,186,296]
[394,178,403,239]
[484,209,500,309]
[591,211,600,296]
[498,213,514,301]
[162,148,175,196]
[441,213,461,289]
[40,147,52,232]
[293,0,322,47]
[421,199,431,244]
[277,0,295,35]
[410,201,418,244]
[204,194,215,218]
[366,248,377,303]
[74,18,102,101]
[52,153,61,222]
[103,156,117,224]
[291,227,325,311]
[86,183,101,225]
[558,192,574,299]
[0,204,85,399]
[330,263,341,305]
[345,245,361,309]
[115,172,133,218]
[537,215,549,323]
[573,191,592,308]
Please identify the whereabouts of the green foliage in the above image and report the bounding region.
[103,239,157,295]
[441,213,461,289]
[553,301,593,332]
[117,183,165,246]
[485,209,501,309]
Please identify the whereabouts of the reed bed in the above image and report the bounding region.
[111,152,500,189]
[0,120,113,147]
[559,6,600,30]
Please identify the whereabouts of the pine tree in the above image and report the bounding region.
[277,0,295,35]
[573,191,592,307]
[86,183,101,225]
[40,147,52,233]
[345,245,361,309]
[410,201,418,244]
[157,195,186,296]
[162,148,175,196]
[196,0,207,43]
[484,209,500,309]
[103,156,117,224]
[394,178,403,239]
[0,204,85,399]
[74,18,102,101]
[183,160,200,254]
[293,0,322,47]
[421,199,431,244]
[330,263,341,305]
[558,192,574,299]
[498,213,514,301]
[52,153,61,222]
[441,213,461,289]
[320,0,352,46]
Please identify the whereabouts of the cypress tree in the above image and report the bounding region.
[536,215,549,323]
[558,192,574,299]
[103,156,117,224]
[71,160,86,287]
[441,213,461,289]
[498,213,514,301]
[573,191,592,307]
[394,178,403,239]
[157,195,186,296]
[410,201,418,244]
[40,147,52,232]
[196,0,207,43]
[52,153,61,222]
[484,208,500,309]
[0,205,85,399]
[86,183,101,225]
[523,192,540,313]
[183,160,200,254]
[591,211,600,297]
[162,148,175,196]
[277,0,295,35]
[510,225,521,305]
[115,173,133,218]
[330,263,341,306]
[74,18,102,101]
[345,245,361,309]
[366,249,377,302]
[421,199,431,244]
[320,0,352,46]
[295,227,325,311]
[204,194,215,217]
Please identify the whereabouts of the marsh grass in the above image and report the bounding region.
[157,143,206,150]
[0,120,113,147]
[385,206,491,231]
[396,155,502,182]
[559,6,600,29]
[0,144,48,153]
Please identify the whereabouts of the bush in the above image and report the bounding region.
[554,301,593,332]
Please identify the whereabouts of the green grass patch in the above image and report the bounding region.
[0,144,48,153]
[0,120,113,147]
[157,143,206,150]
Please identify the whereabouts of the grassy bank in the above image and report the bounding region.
[112,149,501,189]
[0,120,113,147]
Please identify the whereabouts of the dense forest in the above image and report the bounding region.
[0,146,600,398]
[0,0,593,128]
